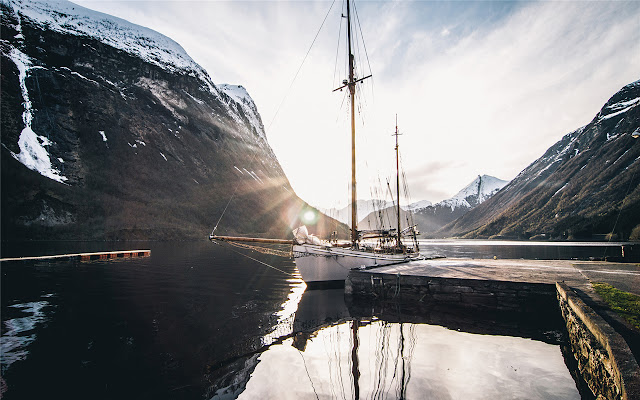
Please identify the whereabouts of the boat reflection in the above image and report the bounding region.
[227,288,582,400]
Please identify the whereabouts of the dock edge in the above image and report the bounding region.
[556,282,640,400]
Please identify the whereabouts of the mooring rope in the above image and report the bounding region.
[224,240,292,258]
[213,240,296,277]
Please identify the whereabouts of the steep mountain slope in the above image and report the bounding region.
[439,80,640,240]
[1,0,345,241]
[413,175,508,236]
[358,175,508,234]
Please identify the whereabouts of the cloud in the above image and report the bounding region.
[73,0,640,209]
[360,0,640,202]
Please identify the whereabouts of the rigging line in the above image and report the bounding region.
[214,240,296,277]
[603,164,637,258]
[211,186,238,235]
[336,89,349,123]
[332,0,345,87]
[380,177,393,229]
[266,0,337,132]
[210,143,267,233]
[386,178,398,231]
[297,350,321,400]
[400,154,416,228]
[353,1,374,93]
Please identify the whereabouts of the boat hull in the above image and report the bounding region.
[293,244,420,284]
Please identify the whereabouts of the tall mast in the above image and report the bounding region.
[347,0,357,246]
[332,0,370,246]
[394,115,401,249]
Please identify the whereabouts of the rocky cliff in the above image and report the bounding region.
[1,0,344,241]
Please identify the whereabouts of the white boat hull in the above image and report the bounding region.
[293,244,421,284]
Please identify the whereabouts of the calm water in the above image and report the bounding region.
[418,239,627,260]
[0,241,601,399]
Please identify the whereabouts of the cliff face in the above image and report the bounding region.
[438,80,640,240]
[1,0,344,241]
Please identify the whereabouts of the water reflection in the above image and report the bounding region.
[1,295,54,371]
[1,242,586,399]
[237,289,581,400]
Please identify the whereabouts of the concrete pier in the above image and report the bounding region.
[0,250,151,263]
[345,257,640,400]
[348,258,640,295]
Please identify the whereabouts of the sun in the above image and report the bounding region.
[302,210,316,223]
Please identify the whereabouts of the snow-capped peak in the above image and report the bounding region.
[596,79,640,122]
[406,200,432,211]
[6,0,205,76]
[219,84,265,138]
[439,175,508,210]
[219,84,251,106]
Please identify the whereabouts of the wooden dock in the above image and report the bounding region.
[0,250,151,262]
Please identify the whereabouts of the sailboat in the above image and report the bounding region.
[210,0,422,284]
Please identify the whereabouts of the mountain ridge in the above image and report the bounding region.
[437,80,640,240]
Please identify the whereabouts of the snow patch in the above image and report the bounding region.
[599,96,640,121]
[7,46,67,183]
[612,149,630,165]
[553,183,569,197]
[61,66,99,85]
[406,200,433,211]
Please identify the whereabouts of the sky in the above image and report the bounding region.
[73,0,640,209]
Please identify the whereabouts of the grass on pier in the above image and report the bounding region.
[592,282,640,331]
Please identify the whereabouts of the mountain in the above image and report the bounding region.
[437,175,509,210]
[319,200,394,226]
[438,80,640,240]
[358,175,508,234]
[319,198,434,227]
[406,199,433,211]
[0,0,345,241]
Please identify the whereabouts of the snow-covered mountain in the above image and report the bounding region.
[435,175,508,211]
[406,199,433,211]
[439,80,640,240]
[319,200,394,225]
[1,0,344,240]
[320,199,433,225]
[357,175,507,234]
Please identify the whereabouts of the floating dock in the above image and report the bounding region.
[0,250,151,262]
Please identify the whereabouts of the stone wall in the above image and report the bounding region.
[556,282,640,400]
[346,271,557,312]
